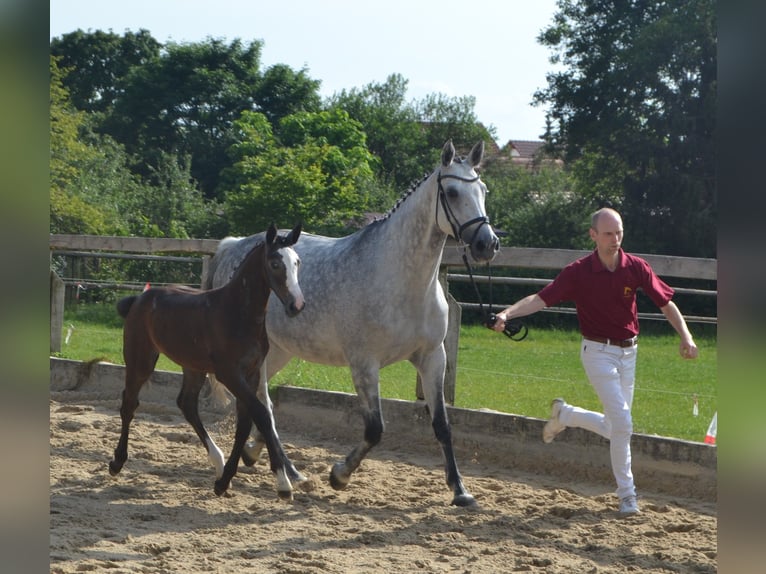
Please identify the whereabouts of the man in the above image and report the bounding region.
[492,207,698,516]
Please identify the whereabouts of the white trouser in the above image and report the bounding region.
[558,339,638,499]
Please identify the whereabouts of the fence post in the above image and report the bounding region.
[50,270,65,353]
[416,269,460,405]
[200,255,210,288]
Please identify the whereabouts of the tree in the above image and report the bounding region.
[50,29,161,115]
[50,55,114,235]
[327,74,492,191]
[535,0,716,256]
[221,110,376,235]
[101,38,266,200]
[255,63,322,125]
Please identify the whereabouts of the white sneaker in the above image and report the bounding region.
[542,398,567,443]
[618,495,640,516]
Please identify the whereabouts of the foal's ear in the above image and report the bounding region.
[287,222,302,245]
[266,223,277,245]
[441,139,455,166]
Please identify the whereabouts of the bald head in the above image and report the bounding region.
[591,208,622,232]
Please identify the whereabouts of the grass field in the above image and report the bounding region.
[55,302,717,443]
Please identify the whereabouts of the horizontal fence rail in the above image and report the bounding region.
[50,234,717,401]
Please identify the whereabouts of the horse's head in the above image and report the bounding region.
[265,223,306,317]
[435,140,499,262]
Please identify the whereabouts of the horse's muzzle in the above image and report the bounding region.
[284,299,306,318]
[470,227,500,262]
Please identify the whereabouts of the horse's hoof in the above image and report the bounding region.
[241,451,258,467]
[289,469,308,484]
[277,489,294,502]
[452,493,478,508]
[108,461,122,476]
[329,463,349,491]
[213,480,229,496]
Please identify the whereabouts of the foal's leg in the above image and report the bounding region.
[241,361,306,485]
[241,347,292,467]
[109,348,158,476]
[329,361,383,491]
[216,375,296,500]
[412,345,476,507]
[214,396,254,496]
[177,368,225,478]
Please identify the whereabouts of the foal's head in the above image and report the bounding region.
[265,223,305,317]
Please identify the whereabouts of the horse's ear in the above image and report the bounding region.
[468,141,485,168]
[266,223,277,245]
[441,140,455,166]
[288,222,302,245]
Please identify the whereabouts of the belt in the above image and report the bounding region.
[583,336,638,348]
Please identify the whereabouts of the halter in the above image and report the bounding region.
[436,170,528,342]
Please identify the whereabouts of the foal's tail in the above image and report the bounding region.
[116,295,138,319]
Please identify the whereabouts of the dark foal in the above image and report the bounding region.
[109,223,305,499]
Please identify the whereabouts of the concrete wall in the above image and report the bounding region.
[50,358,716,502]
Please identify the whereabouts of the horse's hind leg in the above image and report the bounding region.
[329,363,383,491]
[109,351,158,475]
[177,368,224,478]
[413,346,476,507]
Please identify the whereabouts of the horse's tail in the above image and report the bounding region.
[116,295,138,319]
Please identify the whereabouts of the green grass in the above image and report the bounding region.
[55,302,717,442]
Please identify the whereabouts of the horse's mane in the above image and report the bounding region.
[204,235,267,289]
[370,154,473,226]
[371,172,429,226]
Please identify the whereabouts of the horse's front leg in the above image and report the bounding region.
[177,368,224,478]
[214,396,252,496]
[329,362,382,491]
[414,344,477,507]
[241,360,306,486]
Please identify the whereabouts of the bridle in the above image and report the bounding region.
[436,170,528,341]
[436,172,492,247]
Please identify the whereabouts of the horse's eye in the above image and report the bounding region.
[447,187,459,199]
[270,261,280,270]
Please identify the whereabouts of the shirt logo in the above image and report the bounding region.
[623,286,633,298]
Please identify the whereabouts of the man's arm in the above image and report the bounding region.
[492,294,546,332]
[660,301,699,359]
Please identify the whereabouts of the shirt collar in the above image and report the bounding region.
[590,248,626,272]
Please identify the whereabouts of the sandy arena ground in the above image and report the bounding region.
[50,396,717,573]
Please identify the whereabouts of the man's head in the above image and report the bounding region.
[589,207,623,256]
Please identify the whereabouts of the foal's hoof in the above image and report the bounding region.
[451,493,478,508]
[213,479,229,496]
[277,489,294,502]
[289,469,308,484]
[329,463,350,491]
[108,461,122,476]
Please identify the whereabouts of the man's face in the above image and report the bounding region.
[590,214,623,255]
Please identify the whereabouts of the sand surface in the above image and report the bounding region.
[50,396,716,573]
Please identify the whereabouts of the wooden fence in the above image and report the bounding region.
[49,234,717,403]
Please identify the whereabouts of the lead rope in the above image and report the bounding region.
[460,249,528,341]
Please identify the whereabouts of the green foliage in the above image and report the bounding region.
[327,74,491,190]
[50,28,161,114]
[483,160,591,250]
[221,110,376,235]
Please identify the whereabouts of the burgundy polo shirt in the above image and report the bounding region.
[537,249,674,340]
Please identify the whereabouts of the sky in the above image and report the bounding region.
[50,0,561,145]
